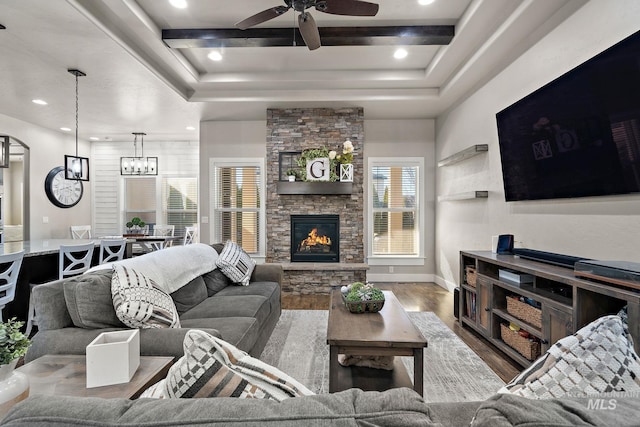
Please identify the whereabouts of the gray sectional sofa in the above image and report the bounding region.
[25,243,282,362]
[3,387,640,426]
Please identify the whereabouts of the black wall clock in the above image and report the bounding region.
[44,166,83,208]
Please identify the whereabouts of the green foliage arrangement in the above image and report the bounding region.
[345,282,385,302]
[0,318,31,365]
[297,147,339,182]
[125,216,146,230]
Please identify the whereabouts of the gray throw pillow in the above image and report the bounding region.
[63,270,125,329]
[202,269,231,296]
[170,276,208,315]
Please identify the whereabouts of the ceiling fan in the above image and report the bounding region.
[235,0,379,50]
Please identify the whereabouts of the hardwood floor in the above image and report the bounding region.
[282,282,522,383]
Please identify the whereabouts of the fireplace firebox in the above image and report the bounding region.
[290,215,339,262]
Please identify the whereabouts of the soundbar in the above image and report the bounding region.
[512,248,590,269]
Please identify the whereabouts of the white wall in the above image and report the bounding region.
[0,112,91,239]
[435,0,640,290]
[199,120,267,244]
[365,119,436,282]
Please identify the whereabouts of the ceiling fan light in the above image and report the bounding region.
[394,48,408,59]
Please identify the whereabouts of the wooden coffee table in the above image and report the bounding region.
[17,355,174,399]
[327,289,428,396]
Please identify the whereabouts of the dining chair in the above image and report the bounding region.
[70,225,92,239]
[99,238,127,264]
[151,225,175,251]
[26,242,95,336]
[183,225,197,245]
[0,251,25,322]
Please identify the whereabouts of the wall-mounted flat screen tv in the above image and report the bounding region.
[496,30,640,202]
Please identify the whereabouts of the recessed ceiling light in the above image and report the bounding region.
[418,0,435,5]
[32,99,47,105]
[208,51,223,61]
[186,126,196,131]
[89,137,99,141]
[60,127,71,132]
[169,0,187,9]
[394,48,408,59]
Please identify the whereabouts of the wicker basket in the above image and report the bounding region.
[506,296,542,329]
[500,324,541,361]
[342,294,385,314]
[465,266,477,287]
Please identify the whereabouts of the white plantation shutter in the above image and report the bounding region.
[213,163,262,254]
[370,162,420,256]
[162,177,198,238]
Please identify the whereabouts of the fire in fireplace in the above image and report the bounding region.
[290,214,339,262]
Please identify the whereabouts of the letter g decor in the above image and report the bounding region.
[306,157,330,181]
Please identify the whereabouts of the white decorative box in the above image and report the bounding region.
[86,329,140,388]
[499,269,534,284]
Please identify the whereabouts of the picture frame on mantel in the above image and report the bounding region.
[278,151,302,181]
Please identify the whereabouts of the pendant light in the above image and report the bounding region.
[64,69,90,181]
[120,132,158,175]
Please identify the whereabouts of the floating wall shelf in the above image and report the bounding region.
[277,181,352,195]
[437,191,488,202]
[438,144,488,167]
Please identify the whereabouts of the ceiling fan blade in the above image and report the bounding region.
[316,0,379,16]
[298,12,321,50]
[235,5,290,30]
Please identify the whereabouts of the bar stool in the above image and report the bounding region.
[99,239,127,264]
[0,251,25,322]
[25,242,95,336]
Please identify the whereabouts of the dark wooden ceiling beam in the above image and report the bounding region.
[162,26,454,49]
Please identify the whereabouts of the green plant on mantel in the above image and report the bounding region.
[297,147,339,182]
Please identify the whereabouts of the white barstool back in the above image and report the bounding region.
[70,225,92,239]
[0,251,24,322]
[59,242,95,279]
[183,225,197,245]
[151,225,175,251]
[99,239,126,264]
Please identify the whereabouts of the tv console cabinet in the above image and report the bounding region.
[459,250,640,367]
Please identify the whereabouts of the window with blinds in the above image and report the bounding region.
[162,177,198,238]
[213,164,262,254]
[370,161,420,256]
[123,176,198,238]
[124,177,156,232]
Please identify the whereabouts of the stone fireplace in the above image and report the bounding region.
[266,107,367,294]
[290,214,340,263]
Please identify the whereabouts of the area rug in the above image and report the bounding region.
[259,310,506,402]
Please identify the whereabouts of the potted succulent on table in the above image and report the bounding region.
[340,282,385,313]
[0,318,31,410]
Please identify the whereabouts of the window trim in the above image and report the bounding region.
[367,157,425,265]
[209,157,266,258]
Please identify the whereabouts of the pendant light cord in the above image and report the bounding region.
[74,72,79,156]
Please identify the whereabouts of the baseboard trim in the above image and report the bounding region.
[434,275,457,293]
[366,273,434,283]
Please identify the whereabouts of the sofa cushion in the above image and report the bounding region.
[215,241,256,286]
[499,315,640,399]
[63,270,125,329]
[163,329,313,400]
[181,295,270,326]
[111,265,181,329]
[180,317,260,353]
[202,269,231,296]
[170,276,208,315]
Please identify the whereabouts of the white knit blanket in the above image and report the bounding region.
[88,243,219,294]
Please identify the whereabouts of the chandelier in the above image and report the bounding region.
[64,69,90,181]
[120,132,158,175]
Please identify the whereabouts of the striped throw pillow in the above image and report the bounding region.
[215,241,256,286]
[164,329,314,401]
[111,265,180,329]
